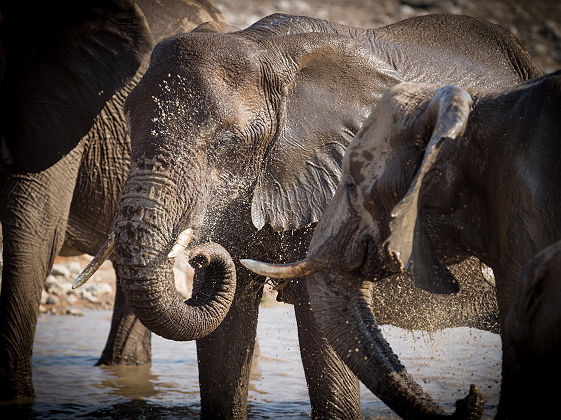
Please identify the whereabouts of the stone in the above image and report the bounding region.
[50,264,71,278]
[46,295,60,305]
[40,289,49,305]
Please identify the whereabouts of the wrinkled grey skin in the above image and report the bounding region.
[308,72,558,419]
[502,240,561,420]
[385,72,560,419]
[113,12,539,419]
[0,0,227,401]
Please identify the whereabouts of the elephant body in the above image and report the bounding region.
[0,0,227,400]
[502,240,561,420]
[99,12,539,419]
[290,71,557,418]
[384,71,561,418]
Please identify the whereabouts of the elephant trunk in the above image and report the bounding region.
[113,171,235,341]
[308,271,484,420]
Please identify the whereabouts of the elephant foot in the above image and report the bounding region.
[453,384,484,420]
[0,370,35,402]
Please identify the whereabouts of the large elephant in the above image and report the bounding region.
[502,240,561,420]
[79,12,540,419]
[0,0,227,401]
[246,72,558,417]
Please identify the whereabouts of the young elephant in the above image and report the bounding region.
[501,240,561,419]
[0,0,227,401]
[246,71,560,417]
[79,12,540,419]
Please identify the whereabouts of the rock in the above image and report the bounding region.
[66,262,83,276]
[45,274,59,288]
[40,289,49,305]
[540,20,561,41]
[66,308,84,317]
[80,290,99,304]
[66,294,79,304]
[46,295,60,305]
[85,283,113,297]
[50,264,71,278]
[46,284,65,297]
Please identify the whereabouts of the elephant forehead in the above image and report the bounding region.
[151,32,264,81]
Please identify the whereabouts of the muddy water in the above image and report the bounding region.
[3,305,501,419]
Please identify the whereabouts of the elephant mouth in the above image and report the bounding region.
[72,228,195,289]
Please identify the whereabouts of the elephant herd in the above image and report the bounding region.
[0,1,557,419]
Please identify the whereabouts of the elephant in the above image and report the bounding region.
[245,71,559,417]
[0,0,228,401]
[77,12,540,419]
[501,240,561,420]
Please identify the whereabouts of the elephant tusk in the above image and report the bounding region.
[240,258,321,279]
[167,228,194,259]
[72,232,115,289]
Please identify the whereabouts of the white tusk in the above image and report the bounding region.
[73,232,115,289]
[240,258,320,279]
[167,228,194,258]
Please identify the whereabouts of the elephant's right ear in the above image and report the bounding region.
[1,1,153,172]
[251,33,403,231]
[386,85,473,294]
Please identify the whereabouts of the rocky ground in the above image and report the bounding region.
[2,0,559,315]
[39,252,278,315]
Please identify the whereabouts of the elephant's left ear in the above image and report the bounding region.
[251,33,403,231]
[386,85,473,294]
[2,2,152,172]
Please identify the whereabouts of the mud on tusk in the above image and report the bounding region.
[72,232,115,289]
[240,258,320,279]
[167,228,194,258]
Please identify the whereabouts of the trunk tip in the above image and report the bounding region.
[453,384,484,420]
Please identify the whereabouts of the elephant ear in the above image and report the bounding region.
[251,33,403,231]
[386,85,473,294]
[1,1,152,172]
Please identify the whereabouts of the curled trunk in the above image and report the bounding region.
[113,173,235,341]
[117,235,235,341]
[308,271,484,420]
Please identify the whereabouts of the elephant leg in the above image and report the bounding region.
[0,143,84,400]
[96,273,151,366]
[196,274,263,419]
[293,278,361,419]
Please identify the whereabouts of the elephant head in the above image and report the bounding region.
[0,0,152,173]
[75,14,405,341]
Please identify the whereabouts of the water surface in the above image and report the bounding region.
[2,305,501,419]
